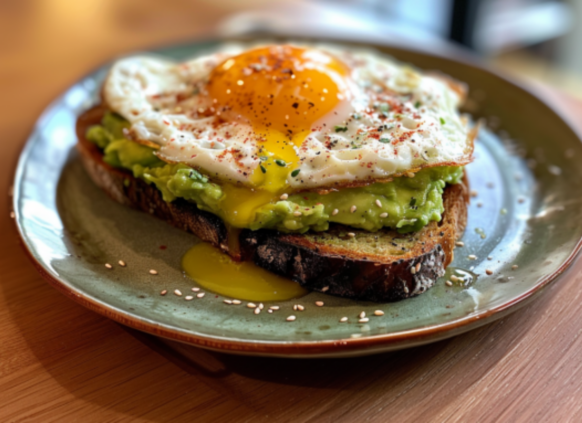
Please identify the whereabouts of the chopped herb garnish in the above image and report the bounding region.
[440,117,446,125]
[334,126,348,133]
[291,169,301,178]
[410,197,417,207]
[414,101,421,108]
[260,164,267,174]
[379,138,390,143]
[275,159,287,167]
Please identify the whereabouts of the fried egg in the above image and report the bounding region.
[103,43,473,226]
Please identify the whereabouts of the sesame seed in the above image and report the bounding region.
[185,295,194,301]
[374,310,384,316]
[359,318,369,323]
[445,280,453,286]
[105,263,112,269]
[512,265,519,270]
[9,211,15,219]
[486,269,493,275]
[224,299,232,304]
[254,308,261,315]
[191,287,200,292]
[298,305,305,311]
[259,303,264,309]
[410,267,417,275]
[269,305,280,310]
[118,260,126,267]
[470,190,478,197]
[268,309,273,313]
[293,210,302,217]
[315,301,324,307]
[468,255,477,260]
[415,263,421,272]
[359,311,366,319]
[321,286,329,292]
[160,289,167,296]
[487,256,493,260]
[340,317,348,322]
[375,199,382,208]
[406,172,415,178]
[450,275,460,282]
[286,315,296,322]
[350,205,357,213]
[247,303,257,309]
[149,269,158,275]
[351,333,362,338]
[174,289,182,296]
[280,193,289,200]
[455,241,465,247]
[332,208,339,216]
[232,299,242,305]
[293,304,298,311]
[347,232,356,238]
[379,212,388,218]
[197,293,205,298]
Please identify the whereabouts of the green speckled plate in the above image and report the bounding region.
[12,38,582,357]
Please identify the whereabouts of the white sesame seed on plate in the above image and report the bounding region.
[197,293,205,298]
[293,210,302,217]
[268,309,273,313]
[486,269,493,275]
[351,333,362,338]
[315,301,324,307]
[359,311,366,319]
[293,304,298,311]
[224,299,232,305]
[232,299,242,305]
[286,315,296,322]
[450,275,460,282]
[350,205,357,213]
[512,265,519,270]
[332,208,339,216]
[347,232,356,238]
[174,289,182,296]
[247,303,257,309]
[468,254,477,260]
[160,290,167,296]
[149,269,158,275]
[455,241,464,247]
[375,199,382,208]
[254,308,261,315]
[191,287,200,292]
[297,305,305,311]
[269,305,280,310]
[374,310,384,316]
[259,303,264,309]
[118,260,126,267]
[104,263,112,269]
[185,296,194,301]
[445,280,453,286]
[379,212,388,218]
[321,286,329,292]
[340,317,348,323]
[280,193,289,200]
[359,318,369,323]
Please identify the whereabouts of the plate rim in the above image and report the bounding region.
[12,37,582,358]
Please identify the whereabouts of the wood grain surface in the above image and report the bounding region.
[2,2,582,422]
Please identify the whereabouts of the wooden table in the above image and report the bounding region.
[2,2,582,421]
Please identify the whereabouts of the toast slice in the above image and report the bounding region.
[76,106,469,302]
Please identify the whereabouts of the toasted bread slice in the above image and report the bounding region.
[76,107,469,302]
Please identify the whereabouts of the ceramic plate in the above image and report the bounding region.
[13,39,582,358]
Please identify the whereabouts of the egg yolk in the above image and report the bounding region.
[182,243,308,301]
[206,45,350,228]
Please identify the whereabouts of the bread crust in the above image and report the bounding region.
[76,106,469,302]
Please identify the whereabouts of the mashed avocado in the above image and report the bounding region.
[86,112,463,233]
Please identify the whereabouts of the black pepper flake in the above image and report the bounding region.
[292,102,299,109]
[410,197,417,207]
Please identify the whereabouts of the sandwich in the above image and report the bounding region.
[76,43,475,302]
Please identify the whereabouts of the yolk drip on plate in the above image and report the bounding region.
[182,242,308,301]
[206,45,350,228]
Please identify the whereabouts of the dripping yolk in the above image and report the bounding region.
[206,45,350,227]
[182,243,308,301]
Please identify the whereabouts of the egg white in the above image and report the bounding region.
[103,43,473,190]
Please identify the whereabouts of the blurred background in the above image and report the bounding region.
[1,0,581,110]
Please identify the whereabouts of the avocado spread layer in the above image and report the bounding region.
[86,112,463,233]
